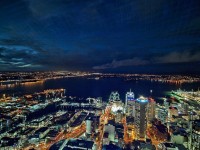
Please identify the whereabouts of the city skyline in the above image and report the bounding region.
[1,2,200,149]
[1,86,199,149]
[0,1,200,74]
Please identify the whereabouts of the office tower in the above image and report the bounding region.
[182,103,189,114]
[125,89,135,115]
[147,98,156,122]
[188,111,200,150]
[163,98,169,122]
[86,117,93,135]
[104,123,115,142]
[135,97,148,140]
[109,92,123,113]
[163,98,169,109]
[109,91,120,103]
[192,120,200,150]
[169,107,178,121]
[96,97,103,107]
[157,108,168,124]
[115,110,123,123]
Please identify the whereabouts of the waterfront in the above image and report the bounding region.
[1,77,200,150]
[1,77,200,103]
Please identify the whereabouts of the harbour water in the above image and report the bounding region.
[0,77,200,103]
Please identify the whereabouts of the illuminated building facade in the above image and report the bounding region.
[104,123,116,142]
[125,90,135,116]
[115,110,123,123]
[134,97,148,139]
[163,98,169,121]
[189,120,200,150]
[109,92,123,114]
[147,98,156,122]
[86,117,92,135]
[169,107,178,122]
[109,91,120,103]
[157,108,168,124]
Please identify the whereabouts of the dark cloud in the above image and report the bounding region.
[93,58,148,70]
[0,36,47,53]
[0,0,200,73]
[154,51,200,64]
[93,51,200,70]
[0,46,37,61]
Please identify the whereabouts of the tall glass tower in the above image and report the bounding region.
[135,97,148,139]
[125,89,135,115]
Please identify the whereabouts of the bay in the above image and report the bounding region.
[0,77,200,103]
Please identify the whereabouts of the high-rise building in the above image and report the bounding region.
[104,123,115,142]
[134,97,148,140]
[147,98,156,122]
[109,92,123,114]
[163,98,169,109]
[109,91,120,103]
[125,90,135,116]
[163,98,170,122]
[188,119,200,150]
[157,108,168,124]
[96,97,103,108]
[169,107,178,122]
[115,110,123,123]
[86,117,93,135]
[181,102,189,114]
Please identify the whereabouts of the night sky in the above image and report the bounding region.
[0,0,200,74]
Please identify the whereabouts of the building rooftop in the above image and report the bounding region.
[155,124,168,134]
[35,127,48,134]
[102,143,122,150]
[65,138,94,150]
[173,128,187,136]
[163,143,176,148]
[49,139,66,150]
[193,120,200,132]
[85,116,93,121]
[46,129,59,138]
[136,97,148,103]
[0,137,19,147]
[107,120,115,126]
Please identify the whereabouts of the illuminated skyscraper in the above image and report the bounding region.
[147,98,156,122]
[189,120,200,150]
[86,117,92,135]
[109,91,123,113]
[157,108,168,124]
[109,91,120,103]
[134,97,148,140]
[163,98,170,123]
[125,89,135,116]
[115,110,123,123]
[164,98,169,109]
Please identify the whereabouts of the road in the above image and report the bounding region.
[34,123,86,150]
[122,116,134,144]
[147,126,165,149]
[96,106,111,150]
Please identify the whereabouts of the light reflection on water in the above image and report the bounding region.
[0,78,199,103]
